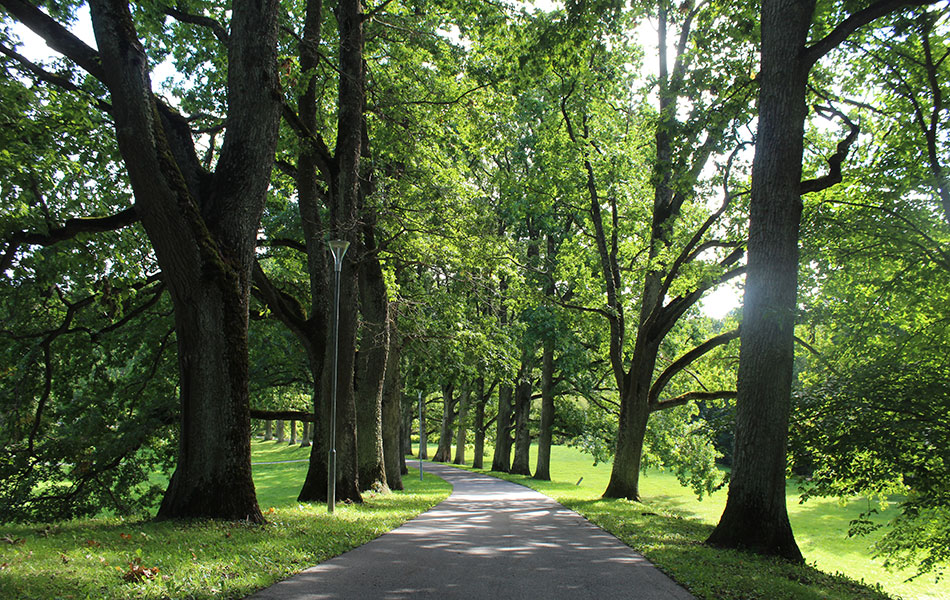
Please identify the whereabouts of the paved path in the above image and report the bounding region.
[248,462,694,600]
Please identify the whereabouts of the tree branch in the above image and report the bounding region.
[250,408,316,422]
[2,207,140,273]
[163,5,229,44]
[648,328,740,407]
[0,43,112,112]
[800,105,860,194]
[802,0,940,69]
[651,390,736,413]
[0,0,105,80]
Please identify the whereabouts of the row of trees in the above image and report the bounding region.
[1,0,946,577]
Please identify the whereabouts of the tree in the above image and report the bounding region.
[1,0,282,521]
[787,6,950,577]
[708,0,940,561]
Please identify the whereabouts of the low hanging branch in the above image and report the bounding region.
[250,408,316,422]
[651,390,737,413]
[648,328,740,408]
[1,207,140,273]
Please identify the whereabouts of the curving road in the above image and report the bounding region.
[247,462,694,599]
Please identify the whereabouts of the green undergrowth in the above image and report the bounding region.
[444,443,947,600]
[0,441,451,600]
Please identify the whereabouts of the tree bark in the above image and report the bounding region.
[301,420,311,447]
[453,384,470,465]
[472,377,487,469]
[491,383,513,472]
[296,0,365,505]
[276,419,285,443]
[354,238,389,492]
[433,382,456,462]
[84,0,280,522]
[706,0,811,562]
[510,357,533,476]
[264,420,273,441]
[381,319,403,490]
[289,420,297,444]
[534,333,555,480]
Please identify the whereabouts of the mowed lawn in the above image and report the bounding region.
[0,440,451,600]
[444,443,946,600]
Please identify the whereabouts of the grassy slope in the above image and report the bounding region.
[447,443,946,600]
[0,441,451,600]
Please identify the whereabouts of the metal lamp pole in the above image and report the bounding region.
[327,239,349,514]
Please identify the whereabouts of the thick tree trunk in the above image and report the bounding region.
[276,419,285,443]
[264,420,273,441]
[510,359,533,476]
[433,383,456,463]
[706,0,809,562]
[354,246,389,493]
[301,420,311,447]
[289,420,297,444]
[401,395,412,467]
[491,384,513,472]
[297,0,365,506]
[534,334,555,480]
[419,394,428,460]
[381,322,403,490]
[603,346,657,500]
[86,0,280,522]
[157,282,264,521]
[453,385,470,465]
[472,377,487,469]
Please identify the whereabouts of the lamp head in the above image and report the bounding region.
[328,239,349,271]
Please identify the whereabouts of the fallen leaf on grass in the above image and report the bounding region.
[1,535,24,545]
[85,539,101,548]
[119,533,132,541]
[122,557,159,582]
[60,554,69,564]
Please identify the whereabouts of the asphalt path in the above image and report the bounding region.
[247,462,694,600]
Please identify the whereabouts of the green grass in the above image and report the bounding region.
[437,443,947,600]
[0,441,451,600]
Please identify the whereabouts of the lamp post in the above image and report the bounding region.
[327,239,349,514]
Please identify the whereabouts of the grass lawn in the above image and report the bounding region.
[0,440,451,600]
[439,443,947,600]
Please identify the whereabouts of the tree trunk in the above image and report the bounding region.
[433,383,456,462]
[354,242,389,493]
[491,383,513,472]
[510,358,533,476]
[472,377,487,469]
[419,394,428,460]
[534,333,555,480]
[289,420,297,444]
[296,0,365,506]
[301,420,311,447]
[381,320,403,490]
[156,280,265,521]
[264,420,273,441]
[276,419,285,443]
[602,355,654,500]
[87,0,280,522]
[402,399,412,457]
[706,0,810,562]
[453,384,470,465]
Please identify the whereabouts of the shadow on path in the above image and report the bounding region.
[247,462,694,600]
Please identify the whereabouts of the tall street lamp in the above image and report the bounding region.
[327,239,349,514]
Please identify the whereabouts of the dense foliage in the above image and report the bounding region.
[0,0,947,580]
